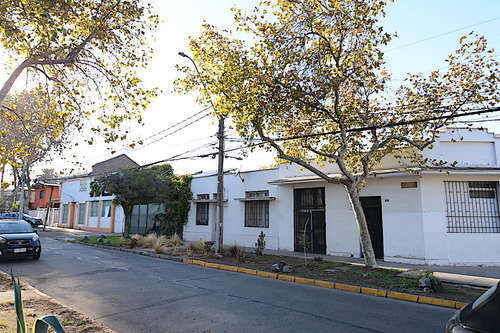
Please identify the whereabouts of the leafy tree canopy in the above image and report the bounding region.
[90,164,192,237]
[176,0,500,267]
[0,0,159,150]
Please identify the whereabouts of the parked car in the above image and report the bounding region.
[0,212,43,228]
[0,220,41,260]
[446,281,500,333]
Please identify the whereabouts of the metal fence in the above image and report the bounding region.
[29,208,60,226]
[445,181,500,233]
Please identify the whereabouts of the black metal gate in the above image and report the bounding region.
[360,196,384,259]
[294,188,326,254]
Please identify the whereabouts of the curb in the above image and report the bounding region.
[72,241,467,309]
[183,258,466,309]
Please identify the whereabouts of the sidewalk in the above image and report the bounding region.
[39,226,500,288]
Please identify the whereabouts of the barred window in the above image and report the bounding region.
[196,194,209,225]
[445,181,500,233]
[90,201,99,217]
[245,191,270,228]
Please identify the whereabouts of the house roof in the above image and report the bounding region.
[91,154,139,176]
[268,166,500,185]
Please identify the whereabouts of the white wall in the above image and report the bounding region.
[59,177,124,232]
[185,128,500,266]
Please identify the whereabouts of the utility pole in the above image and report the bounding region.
[18,161,25,220]
[179,52,224,255]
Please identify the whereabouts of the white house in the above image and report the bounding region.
[58,154,139,233]
[184,128,500,266]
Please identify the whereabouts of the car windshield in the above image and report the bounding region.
[0,222,33,234]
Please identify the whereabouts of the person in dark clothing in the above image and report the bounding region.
[152,215,159,236]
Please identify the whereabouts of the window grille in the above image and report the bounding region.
[196,194,209,225]
[445,181,500,233]
[245,199,269,228]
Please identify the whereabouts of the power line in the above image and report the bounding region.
[385,16,500,53]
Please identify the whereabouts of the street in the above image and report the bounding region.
[0,236,455,332]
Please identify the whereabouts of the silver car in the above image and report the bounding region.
[446,282,500,332]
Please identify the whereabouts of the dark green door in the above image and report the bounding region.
[294,188,326,254]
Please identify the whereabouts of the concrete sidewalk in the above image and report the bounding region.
[264,249,500,288]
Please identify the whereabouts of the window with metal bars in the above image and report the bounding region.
[245,191,269,227]
[444,181,500,233]
[196,194,209,225]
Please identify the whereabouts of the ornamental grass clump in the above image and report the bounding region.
[153,236,168,254]
[143,234,157,248]
[187,238,206,252]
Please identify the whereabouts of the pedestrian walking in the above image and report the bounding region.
[152,215,159,236]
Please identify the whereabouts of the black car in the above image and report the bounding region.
[0,220,41,260]
[446,281,500,333]
[0,212,43,228]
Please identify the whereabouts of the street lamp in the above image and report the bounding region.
[179,52,225,256]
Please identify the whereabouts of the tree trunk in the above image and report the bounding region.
[122,203,132,238]
[345,184,378,268]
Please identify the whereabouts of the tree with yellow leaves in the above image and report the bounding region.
[176,0,500,267]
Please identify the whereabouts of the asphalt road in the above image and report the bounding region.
[0,236,455,333]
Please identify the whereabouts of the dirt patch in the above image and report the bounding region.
[179,249,486,304]
[0,272,116,333]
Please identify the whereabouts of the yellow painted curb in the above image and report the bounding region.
[180,259,466,309]
[361,287,387,297]
[418,296,456,308]
[278,274,295,282]
[257,271,278,279]
[335,283,361,293]
[219,264,239,272]
[238,267,258,275]
[387,291,419,302]
[190,260,206,266]
[315,280,335,289]
[294,277,316,285]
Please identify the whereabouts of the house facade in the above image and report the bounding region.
[184,128,500,266]
[32,186,60,210]
[58,154,138,233]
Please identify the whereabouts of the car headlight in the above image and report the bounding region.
[0,236,6,244]
[32,234,39,242]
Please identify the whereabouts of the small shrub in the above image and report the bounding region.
[228,241,241,258]
[228,241,246,262]
[186,248,193,257]
[130,234,144,248]
[187,238,206,252]
[253,231,266,256]
[117,237,128,247]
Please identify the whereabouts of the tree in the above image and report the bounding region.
[0,0,158,148]
[90,164,192,237]
[0,91,70,210]
[176,0,500,267]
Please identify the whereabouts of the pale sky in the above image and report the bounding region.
[3,0,500,177]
